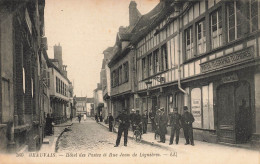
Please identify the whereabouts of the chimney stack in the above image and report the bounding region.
[54,44,63,70]
[129,1,141,27]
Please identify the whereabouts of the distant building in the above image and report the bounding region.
[101,47,114,119]
[48,44,71,124]
[75,97,87,115]
[86,98,94,116]
[93,84,104,117]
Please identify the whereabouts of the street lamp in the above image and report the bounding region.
[145,80,152,96]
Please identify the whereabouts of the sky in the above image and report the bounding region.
[44,0,159,97]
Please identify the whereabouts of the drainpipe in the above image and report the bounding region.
[177,10,187,95]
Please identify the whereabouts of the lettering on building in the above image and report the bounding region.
[200,47,254,73]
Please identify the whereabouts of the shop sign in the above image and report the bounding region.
[222,73,238,83]
[200,47,254,73]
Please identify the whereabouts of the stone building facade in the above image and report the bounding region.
[0,0,46,152]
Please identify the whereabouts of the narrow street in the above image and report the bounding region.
[57,117,172,153]
[56,117,259,164]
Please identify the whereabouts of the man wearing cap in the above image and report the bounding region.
[169,107,182,145]
[114,109,130,147]
[159,108,168,143]
[182,106,195,146]
[129,109,136,131]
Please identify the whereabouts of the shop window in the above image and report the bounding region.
[168,95,174,113]
[197,19,206,54]
[210,8,223,49]
[148,54,153,76]
[191,88,202,128]
[185,26,194,60]
[202,83,214,129]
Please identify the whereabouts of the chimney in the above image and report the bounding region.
[54,44,63,70]
[129,1,141,26]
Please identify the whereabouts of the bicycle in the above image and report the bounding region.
[133,123,142,142]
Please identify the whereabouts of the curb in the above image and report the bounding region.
[96,121,170,150]
[55,123,73,153]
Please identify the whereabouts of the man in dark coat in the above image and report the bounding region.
[182,106,195,146]
[169,107,182,145]
[142,110,148,134]
[149,108,156,131]
[133,110,142,133]
[78,114,81,123]
[159,108,168,143]
[45,113,53,135]
[154,109,161,139]
[129,109,136,131]
[114,109,130,147]
[108,113,114,132]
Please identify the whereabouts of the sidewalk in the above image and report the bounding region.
[95,118,260,151]
[19,120,73,153]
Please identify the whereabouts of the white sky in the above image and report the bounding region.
[44,0,159,97]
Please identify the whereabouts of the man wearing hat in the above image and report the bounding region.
[182,106,195,146]
[158,108,168,143]
[169,107,182,145]
[133,110,142,133]
[114,109,130,147]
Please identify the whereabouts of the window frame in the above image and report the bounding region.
[210,7,223,49]
[196,19,206,55]
[185,26,194,60]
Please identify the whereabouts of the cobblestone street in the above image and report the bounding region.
[57,118,172,153]
[55,117,259,164]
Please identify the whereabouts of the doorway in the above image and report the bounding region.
[217,81,251,144]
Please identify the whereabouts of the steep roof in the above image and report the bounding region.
[130,1,174,44]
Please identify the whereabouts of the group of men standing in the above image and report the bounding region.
[111,106,195,147]
[150,106,195,146]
